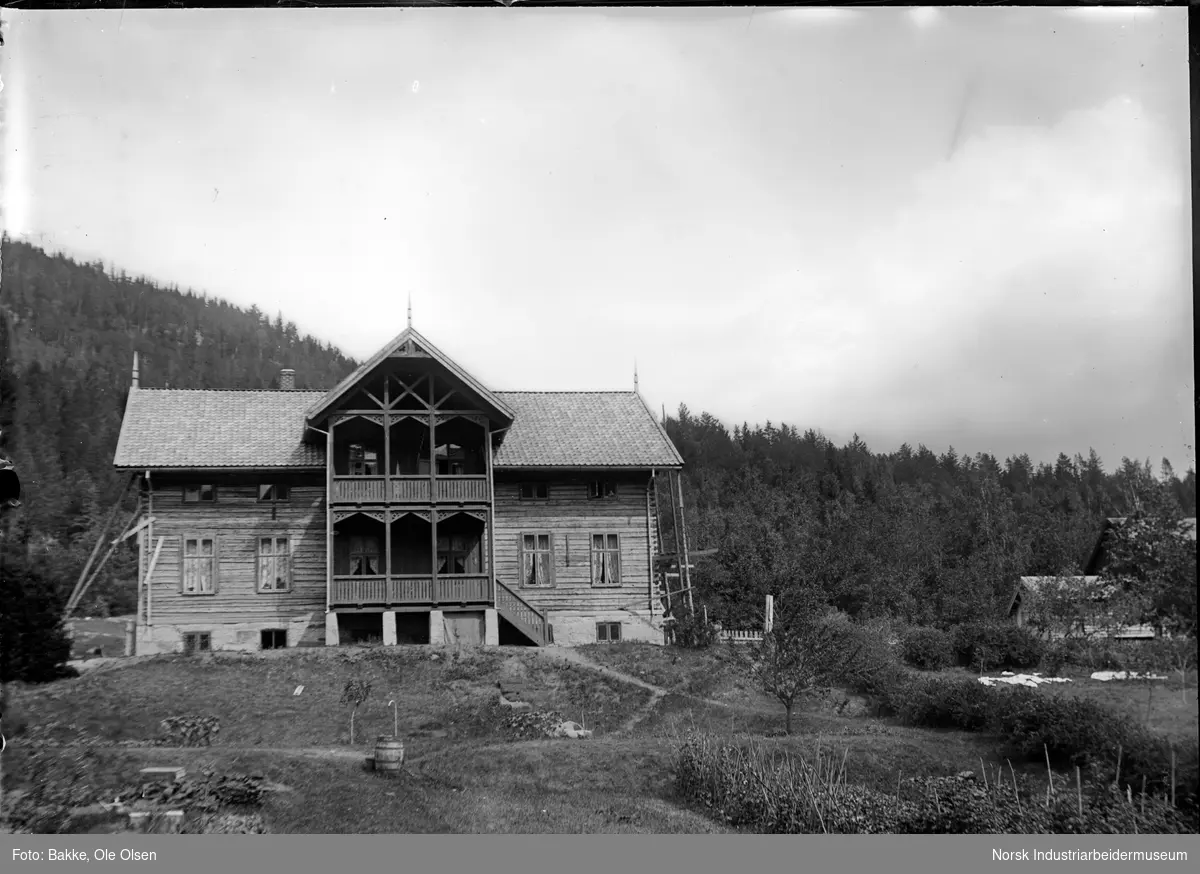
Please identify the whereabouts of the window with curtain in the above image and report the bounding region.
[182,537,216,594]
[258,536,291,591]
[590,534,621,586]
[521,533,552,587]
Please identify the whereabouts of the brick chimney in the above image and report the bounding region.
[279,368,296,391]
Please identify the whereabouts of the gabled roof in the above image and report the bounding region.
[304,327,515,426]
[491,391,684,469]
[1083,515,1197,575]
[113,389,327,469]
[113,388,683,471]
[1008,576,1106,616]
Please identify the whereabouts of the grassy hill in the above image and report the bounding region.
[8,634,1194,834]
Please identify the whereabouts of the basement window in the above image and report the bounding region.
[261,629,287,650]
[520,482,548,500]
[183,484,216,503]
[596,622,622,643]
[183,632,212,654]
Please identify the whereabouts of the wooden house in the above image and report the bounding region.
[112,326,684,654]
[1008,516,1196,641]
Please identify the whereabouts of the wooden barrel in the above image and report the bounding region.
[374,736,404,776]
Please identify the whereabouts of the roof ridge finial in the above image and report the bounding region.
[132,351,140,389]
[634,359,639,393]
[407,294,413,330]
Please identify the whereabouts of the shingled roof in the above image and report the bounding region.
[114,389,327,469]
[114,388,682,470]
[491,392,683,469]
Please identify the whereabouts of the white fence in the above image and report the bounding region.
[717,629,764,645]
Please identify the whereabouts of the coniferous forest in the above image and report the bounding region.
[0,237,358,615]
[0,236,1195,625]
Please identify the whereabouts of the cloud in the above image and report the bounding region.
[767,96,1191,461]
[909,8,941,30]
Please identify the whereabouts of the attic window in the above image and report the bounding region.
[520,482,548,501]
[258,484,290,502]
[184,485,215,503]
[587,480,617,500]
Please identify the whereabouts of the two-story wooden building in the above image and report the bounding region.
[113,326,684,653]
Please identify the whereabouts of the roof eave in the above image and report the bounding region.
[304,327,515,426]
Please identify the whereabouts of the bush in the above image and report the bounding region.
[900,627,953,670]
[0,556,77,684]
[950,622,1045,672]
[889,674,1007,732]
[670,610,719,649]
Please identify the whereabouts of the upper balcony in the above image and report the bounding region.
[330,475,489,505]
[328,411,491,506]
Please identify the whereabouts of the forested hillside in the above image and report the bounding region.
[660,408,1196,627]
[0,237,359,613]
[0,237,1194,625]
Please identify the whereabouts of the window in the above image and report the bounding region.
[590,533,621,587]
[258,537,291,591]
[438,534,479,575]
[348,444,379,476]
[181,537,216,594]
[588,480,617,500]
[261,629,287,650]
[258,483,290,502]
[596,622,621,643]
[435,444,466,476]
[520,482,548,500]
[183,484,216,503]
[349,535,381,576]
[520,533,553,587]
[183,632,212,654]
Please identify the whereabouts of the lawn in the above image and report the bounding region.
[6,641,1198,833]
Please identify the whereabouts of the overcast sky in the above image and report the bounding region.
[2,7,1193,470]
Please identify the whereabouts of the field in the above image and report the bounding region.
[5,626,1198,834]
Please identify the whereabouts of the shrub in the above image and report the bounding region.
[900,627,953,671]
[889,674,1007,732]
[951,622,1045,672]
[670,610,719,649]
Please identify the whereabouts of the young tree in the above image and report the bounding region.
[339,679,372,745]
[736,590,893,734]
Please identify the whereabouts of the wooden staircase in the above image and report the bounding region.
[495,579,552,646]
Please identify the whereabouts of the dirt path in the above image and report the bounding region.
[535,646,774,733]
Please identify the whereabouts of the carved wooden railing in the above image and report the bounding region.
[435,477,489,503]
[390,477,431,502]
[495,579,550,646]
[332,477,387,504]
[331,574,491,607]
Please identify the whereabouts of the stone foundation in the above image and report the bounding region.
[546,609,665,647]
[135,613,319,655]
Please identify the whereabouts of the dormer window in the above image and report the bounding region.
[348,444,378,476]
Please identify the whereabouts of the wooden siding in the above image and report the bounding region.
[492,474,657,615]
[144,474,327,623]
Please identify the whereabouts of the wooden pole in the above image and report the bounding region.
[144,538,164,628]
[145,471,154,629]
[675,471,694,616]
[645,476,655,614]
[68,475,135,612]
[486,421,496,607]
[326,425,334,614]
[65,506,142,619]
